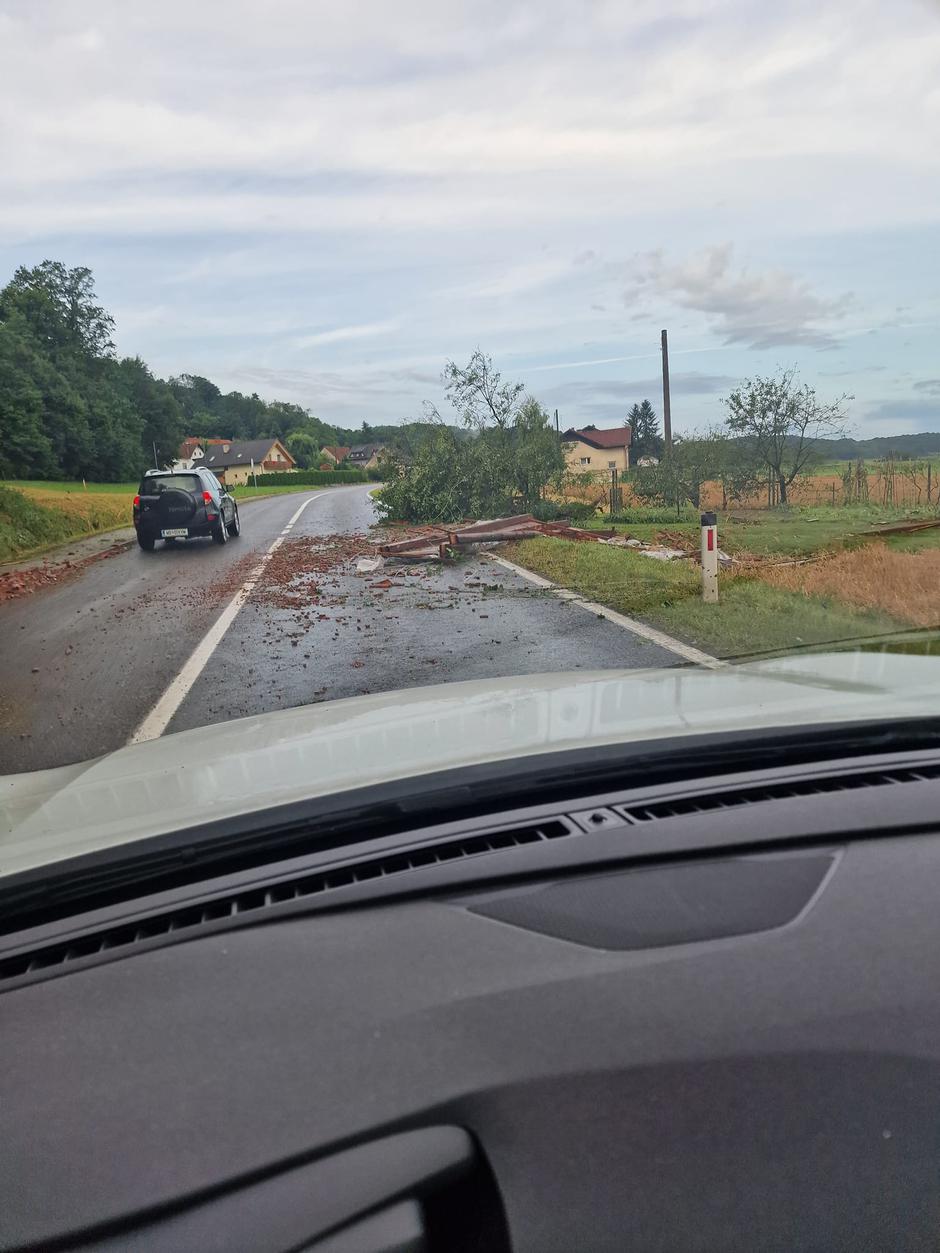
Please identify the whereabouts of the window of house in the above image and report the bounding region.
[580,456,590,465]
[608,460,616,469]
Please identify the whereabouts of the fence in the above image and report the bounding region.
[556,466,940,513]
[698,467,939,510]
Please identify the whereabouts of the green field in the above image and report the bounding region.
[0,479,139,494]
[814,457,940,476]
[587,504,940,558]
[504,535,906,660]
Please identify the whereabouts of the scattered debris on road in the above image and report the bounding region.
[0,540,134,604]
[377,513,739,569]
[378,514,618,561]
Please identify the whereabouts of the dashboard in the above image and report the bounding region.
[3,739,940,1251]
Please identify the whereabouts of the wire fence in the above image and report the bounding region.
[557,464,940,513]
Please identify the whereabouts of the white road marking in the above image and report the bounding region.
[484,551,725,669]
[129,492,323,744]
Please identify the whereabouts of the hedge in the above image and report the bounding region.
[251,469,369,486]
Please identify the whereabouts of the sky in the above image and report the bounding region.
[2,0,939,436]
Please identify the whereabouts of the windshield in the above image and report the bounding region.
[139,475,202,494]
[2,0,940,862]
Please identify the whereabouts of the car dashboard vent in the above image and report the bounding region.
[5,759,940,988]
[617,762,940,823]
[0,819,571,985]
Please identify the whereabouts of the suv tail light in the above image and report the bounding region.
[133,495,140,508]
[203,490,216,519]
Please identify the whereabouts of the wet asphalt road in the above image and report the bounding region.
[1,485,679,773]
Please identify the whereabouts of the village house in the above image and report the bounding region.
[561,427,632,477]
[321,445,351,465]
[347,443,385,470]
[174,437,297,486]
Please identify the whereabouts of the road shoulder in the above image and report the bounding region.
[485,551,723,669]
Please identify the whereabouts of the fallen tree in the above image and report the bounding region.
[375,352,565,523]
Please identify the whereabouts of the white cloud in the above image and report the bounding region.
[1,0,939,429]
[292,320,399,349]
[623,244,854,349]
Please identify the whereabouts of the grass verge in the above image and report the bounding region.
[0,485,131,562]
[0,479,138,494]
[760,543,940,629]
[503,536,905,660]
[587,504,940,558]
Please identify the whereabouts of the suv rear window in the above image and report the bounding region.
[139,474,202,495]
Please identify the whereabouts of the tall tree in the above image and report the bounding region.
[632,429,762,512]
[512,396,566,510]
[0,261,115,360]
[627,399,663,460]
[285,431,320,469]
[0,309,58,478]
[722,369,849,505]
[116,357,183,468]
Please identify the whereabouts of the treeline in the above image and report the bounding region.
[0,260,413,482]
[804,433,940,461]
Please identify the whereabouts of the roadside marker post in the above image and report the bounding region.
[700,511,718,603]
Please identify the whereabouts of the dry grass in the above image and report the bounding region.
[23,488,132,532]
[0,486,132,562]
[759,542,940,627]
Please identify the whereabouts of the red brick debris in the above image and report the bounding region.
[251,532,381,610]
[0,540,134,604]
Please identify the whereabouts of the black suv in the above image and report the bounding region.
[134,468,241,551]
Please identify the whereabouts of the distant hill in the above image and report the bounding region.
[812,433,940,461]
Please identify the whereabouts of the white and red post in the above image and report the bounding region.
[700,511,718,603]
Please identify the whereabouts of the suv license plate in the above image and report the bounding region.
[161,528,188,538]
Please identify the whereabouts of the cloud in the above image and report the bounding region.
[913,379,940,395]
[863,399,940,424]
[292,320,398,349]
[228,362,442,417]
[2,0,939,429]
[544,373,735,406]
[622,244,854,349]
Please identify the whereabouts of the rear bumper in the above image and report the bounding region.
[135,519,216,539]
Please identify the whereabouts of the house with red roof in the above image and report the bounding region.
[561,426,632,476]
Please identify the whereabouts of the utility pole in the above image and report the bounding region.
[554,408,559,434]
[661,329,672,452]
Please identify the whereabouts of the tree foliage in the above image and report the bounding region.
[442,349,525,431]
[627,399,664,461]
[285,431,321,469]
[631,430,762,512]
[0,258,416,482]
[376,357,565,522]
[722,368,849,505]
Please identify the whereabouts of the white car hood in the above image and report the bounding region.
[3,651,940,880]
